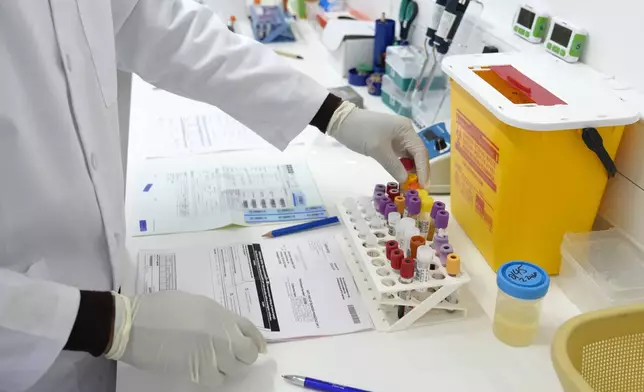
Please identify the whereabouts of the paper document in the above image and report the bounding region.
[137,234,372,341]
[143,110,276,158]
[129,157,327,235]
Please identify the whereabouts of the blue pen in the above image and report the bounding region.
[282,375,372,392]
[261,217,340,238]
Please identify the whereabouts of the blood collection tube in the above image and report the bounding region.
[427,201,446,241]
[398,258,416,319]
[433,233,449,256]
[414,245,433,300]
[418,196,434,239]
[378,195,392,215]
[390,249,404,271]
[434,209,450,239]
[446,253,461,308]
[394,195,406,215]
[386,182,398,194]
[388,212,401,236]
[439,244,454,266]
[410,235,426,259]
[403,226,420,258]
[373,191,386,210]
[400,158,416,173]
[405,189,420,200]
[384,203,398,222]
[387,188,400,202]
[386,240,399,260]
[373,184,386,198]
[403,173,420,191]
[395,217,415,242]
[406,196,421,223]
[446,253,461,277]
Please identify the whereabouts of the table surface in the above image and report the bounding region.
[116,19,580,392]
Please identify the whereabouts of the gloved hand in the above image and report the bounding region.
[327,102,430,188]
[106,291,267,388]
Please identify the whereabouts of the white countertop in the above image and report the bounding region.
[117,20,580,392]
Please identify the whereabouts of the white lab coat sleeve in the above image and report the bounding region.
[0,268,80,392]
[112,0,330,150]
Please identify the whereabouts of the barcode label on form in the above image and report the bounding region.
[347,304,360,324]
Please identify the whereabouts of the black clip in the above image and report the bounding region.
[582,127,617,178]
[434,137,448,152]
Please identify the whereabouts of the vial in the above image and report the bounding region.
[383,203,398,223]
[403,226,420,258]
[388,212,401,236]
[493,261,550,347]
[418,196,434,239]
[439,244,454,267]
[394,195,406,215]
[398,258,416,319]
[410,235,426,259]
[377,195,392,216]
[414,245,433,300]
[373,184,386,199]
[406,196,421,223]
[373,192,386,211]
[434,209,450,240]
[427,201,446,242]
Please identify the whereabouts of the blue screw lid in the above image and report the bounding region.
[497,261,550,300]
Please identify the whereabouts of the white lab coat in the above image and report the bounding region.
[0,1,328,391]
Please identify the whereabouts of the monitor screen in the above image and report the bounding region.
[421,128,438,141]
[517,8,536,29]
[551,24,573,47]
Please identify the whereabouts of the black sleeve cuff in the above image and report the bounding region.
[63,290,114,357]
[309,93,343,133]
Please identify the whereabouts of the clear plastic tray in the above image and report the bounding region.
[559,229,644,312]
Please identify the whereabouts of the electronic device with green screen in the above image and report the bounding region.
[512,5,549,44]
[545,17,587,63]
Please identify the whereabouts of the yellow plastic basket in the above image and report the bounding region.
[552,304,644,392]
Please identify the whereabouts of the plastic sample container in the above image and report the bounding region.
[442,53,639,274]
[385,45,424,91]
[385,45,447,92]
[381,75,411,117]
[493,261,550,347]
[559,229,644,313]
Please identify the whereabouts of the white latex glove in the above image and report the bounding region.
[106,291,267,388]
[327,102,430,188]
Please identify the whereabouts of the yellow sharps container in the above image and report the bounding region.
[441,53,639,274]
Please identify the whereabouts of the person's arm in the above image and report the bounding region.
[111,0,430,187]
[112,0,335,150]
[0,268,80,392]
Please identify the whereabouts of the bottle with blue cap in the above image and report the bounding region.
[493,260,550,347]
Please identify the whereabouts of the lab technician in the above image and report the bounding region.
[0,1,430,391]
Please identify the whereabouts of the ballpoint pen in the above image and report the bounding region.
[282,375,372,392]
[261,217,339,238]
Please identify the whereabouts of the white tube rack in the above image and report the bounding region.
[337,198,471,332]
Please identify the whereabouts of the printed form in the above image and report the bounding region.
[143,111,276,158]
[137,233,372,341]
[130,157,327,235]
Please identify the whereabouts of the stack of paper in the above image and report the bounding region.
[137,233,373,341]
[129,157,327,235]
